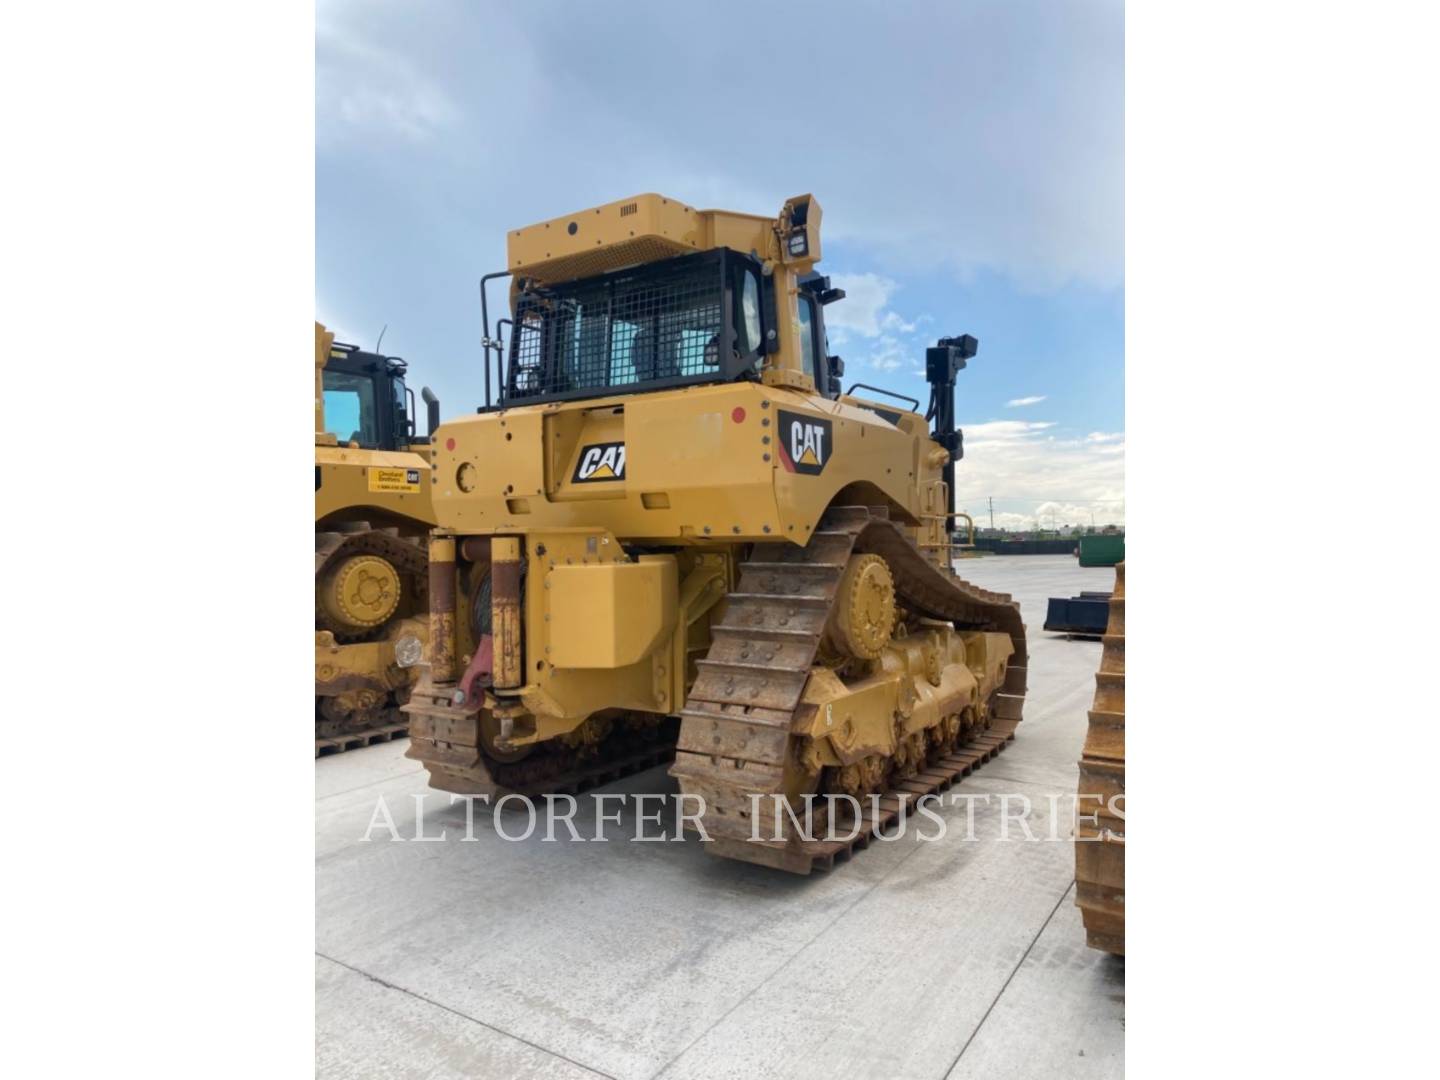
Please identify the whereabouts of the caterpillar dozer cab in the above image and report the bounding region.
[314,322,438,753]
[404,195,1028,872]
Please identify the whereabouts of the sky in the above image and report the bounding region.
[317,0,1124,530]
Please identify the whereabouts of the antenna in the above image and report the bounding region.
[375,324,388,352]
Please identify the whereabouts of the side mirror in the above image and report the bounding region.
[422,387,440,438]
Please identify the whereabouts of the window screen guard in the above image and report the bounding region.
[502,249,760,406]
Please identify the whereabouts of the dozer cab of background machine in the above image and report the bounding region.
[314,322,440,753]
[405,195,1028,872]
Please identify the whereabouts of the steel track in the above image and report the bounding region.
[670,505,1029,873]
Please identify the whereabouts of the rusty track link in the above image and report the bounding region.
[701,718,1020,873]
[404,676,680,798]
[497,739,677,799]
[671,505,1029,874]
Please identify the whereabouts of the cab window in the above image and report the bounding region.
[391,375,411,440]
[796,295,818,381]
[323,370,379,446]
[739,269,762,354]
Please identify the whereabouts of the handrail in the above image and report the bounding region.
[479,270,512,408]
[842,383,921,412]
[954,511,976,548]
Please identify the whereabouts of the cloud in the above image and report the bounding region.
[954,418,1125,527]
[823,275,921,338]
[313,2,1123,456]
[1005,395,1047,407]
[316,4,459,143]
[964,420,1056,438]
[859,337,909,373]
[315,1,1122,290]
[820,273,931,375]
[825,274,898,338]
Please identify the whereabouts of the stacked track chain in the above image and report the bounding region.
[671,505,1028,874]
[1076,561,1125,954]
[314,525,428,756]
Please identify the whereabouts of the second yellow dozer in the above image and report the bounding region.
[404,194,1028,872]
[315,322,438,754]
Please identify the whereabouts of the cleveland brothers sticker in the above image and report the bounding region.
[367,466,423,493]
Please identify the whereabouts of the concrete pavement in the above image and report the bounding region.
[316,555,1125,1079]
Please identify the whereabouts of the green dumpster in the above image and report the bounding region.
[1078,534,1125,567]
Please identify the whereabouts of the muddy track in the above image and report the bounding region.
[404,672,681,796]
[670,505,1029,873]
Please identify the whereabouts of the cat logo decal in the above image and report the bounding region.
[777,410,833,476]
[573,441,627,483]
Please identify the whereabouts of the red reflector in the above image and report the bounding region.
[731,407,746,423]
[445,438,456,451]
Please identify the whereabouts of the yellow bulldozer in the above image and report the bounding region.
[315,322,438,754]
[404,194,1028,871]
